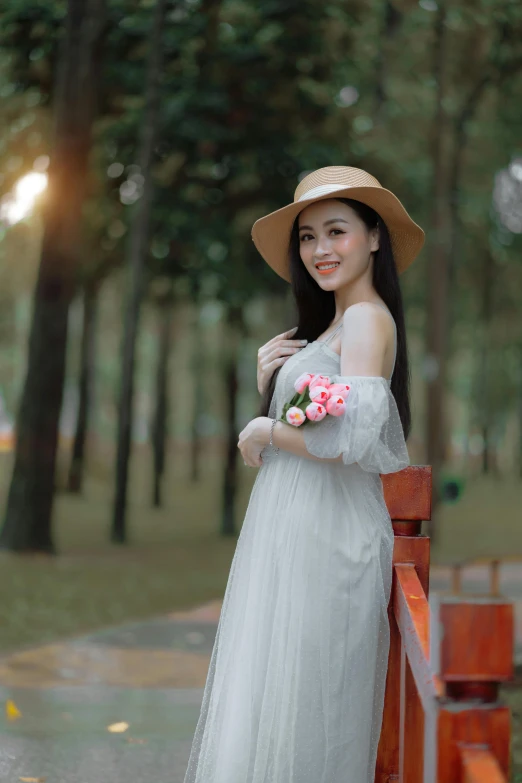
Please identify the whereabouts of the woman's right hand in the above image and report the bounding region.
[257,326,307,395]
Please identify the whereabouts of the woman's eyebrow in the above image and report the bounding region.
[298,218,350,231]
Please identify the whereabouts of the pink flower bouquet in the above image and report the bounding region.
[280,373,351,427]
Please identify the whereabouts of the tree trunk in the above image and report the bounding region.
[447,73,490,294]
[479,249,495,475]
[0,0,105,553]
[190,286,204,482]
[67,282,98,493]
[112,0,168,543]
[151,284,173,507]
[221,306,243,537]
[425,0,450,525]
[190,326,205,482]
[374,1,403,122]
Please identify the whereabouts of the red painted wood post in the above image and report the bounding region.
[375,466,432,783]
[400,642,424,782]
[460,747,507,783]
[428,596,514,782]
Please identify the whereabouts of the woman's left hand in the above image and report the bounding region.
[238,417,272,467]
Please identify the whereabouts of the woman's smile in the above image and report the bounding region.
[315,261,340,275]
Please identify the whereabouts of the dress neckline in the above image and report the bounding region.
[315,319,344,346]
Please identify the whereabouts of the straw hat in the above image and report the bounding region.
[251,165,425,282]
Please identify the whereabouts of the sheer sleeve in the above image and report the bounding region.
[301,375,409,474]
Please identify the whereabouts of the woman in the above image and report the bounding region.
[183,166,425,783]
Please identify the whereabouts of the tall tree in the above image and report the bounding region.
[189,278,205,483]
[67,280,99,492]
[0,0,106,552]
[65,235,124,493]
[111,0,168,543]
[150,277,174,507]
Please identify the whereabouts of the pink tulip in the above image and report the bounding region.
[294,373,315,394]
[329,382,351,400]
[326,395,346,416]
[286,406,306,426]
[309,374,331,392]
[305,402,327,422]
[309,385,329,404]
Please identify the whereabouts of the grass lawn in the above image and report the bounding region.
[0,441,251,654]
[1,444,522,653]
[428,471,522,566]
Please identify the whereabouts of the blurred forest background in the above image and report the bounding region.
[0,0,522,652]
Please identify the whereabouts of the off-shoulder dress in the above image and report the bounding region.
[183,304,409,783]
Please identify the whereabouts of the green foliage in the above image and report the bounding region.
[0,0,65,101]
[1,0,522,423]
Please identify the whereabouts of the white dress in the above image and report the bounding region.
[183,307,409,783]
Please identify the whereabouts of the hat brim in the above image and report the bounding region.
[251,186,425,282]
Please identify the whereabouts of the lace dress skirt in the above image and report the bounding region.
[183,339,409,783]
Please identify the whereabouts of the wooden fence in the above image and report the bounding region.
[375,465,514,782]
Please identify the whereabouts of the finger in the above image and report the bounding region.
[264,356,291,375]
[260,351,298,378]
[257,339,304,365]
[242,447,255,467]
[264,345,301,365]
[264,326,298,347]
[277,339,308,349]
[272,326,298,342]
[269,340,307,358]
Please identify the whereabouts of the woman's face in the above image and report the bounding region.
[297,199,379,290]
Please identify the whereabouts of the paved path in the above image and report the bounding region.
[0,567,521,782]
[0,602,221,783]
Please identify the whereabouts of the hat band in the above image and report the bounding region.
[296,183,353,202]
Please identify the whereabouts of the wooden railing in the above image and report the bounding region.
[375,466,514,783]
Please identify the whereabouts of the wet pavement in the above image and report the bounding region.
[0,685,199,782]
[0,568,521,782]
[0,602,221,783]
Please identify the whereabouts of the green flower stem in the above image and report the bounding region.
[278,386,313,425]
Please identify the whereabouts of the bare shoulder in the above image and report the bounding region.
[338,303,393,376]
[342,301,393,337]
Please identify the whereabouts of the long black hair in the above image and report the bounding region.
[258,197,412,439]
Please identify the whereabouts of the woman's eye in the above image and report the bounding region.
[300,229,344,241]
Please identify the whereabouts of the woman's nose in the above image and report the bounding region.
[315,236,333,256]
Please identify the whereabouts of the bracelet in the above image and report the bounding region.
[269,418,279,455]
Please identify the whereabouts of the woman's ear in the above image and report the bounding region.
[370,227,380,253]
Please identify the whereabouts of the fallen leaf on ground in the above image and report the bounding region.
[107,721,129,733]
[6,699,22,721]
[19,777,47,782]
